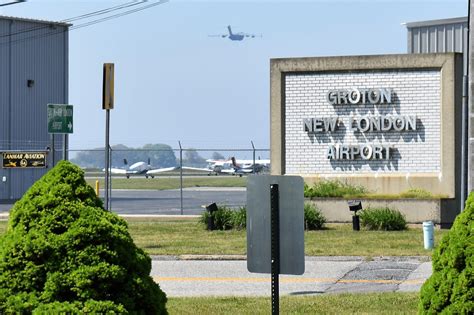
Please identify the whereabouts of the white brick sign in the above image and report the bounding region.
[284,70,441,174]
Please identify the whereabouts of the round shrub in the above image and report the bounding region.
[359,207,407,231]
[418,192,474,314]
[304,203,326,230]
[0,161,167,314]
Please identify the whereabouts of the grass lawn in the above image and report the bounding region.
[167,292,420,314]
[126,218,446,256]
[86,177,246,190]
[0,218,447,256]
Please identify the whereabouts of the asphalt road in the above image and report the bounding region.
[107,188,246,215]
[0,188,246,215]
[151,256,431,297]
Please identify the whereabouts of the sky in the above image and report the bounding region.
[0,0,468,151]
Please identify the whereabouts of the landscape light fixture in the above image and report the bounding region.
[205,202,218,231]
[348,200,362,231]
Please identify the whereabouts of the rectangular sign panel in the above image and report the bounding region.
[2,152,47,168]
[102,63,115,110]
[247,175,304,275]
[47,104,73,134]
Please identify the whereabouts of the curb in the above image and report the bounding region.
[150,255,431,262]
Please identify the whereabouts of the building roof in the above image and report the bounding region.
[0,15,71,27]
[402,16,467,28]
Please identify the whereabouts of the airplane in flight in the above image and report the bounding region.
[208,25,260,41]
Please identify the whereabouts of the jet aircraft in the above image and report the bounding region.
[209,25,260,41]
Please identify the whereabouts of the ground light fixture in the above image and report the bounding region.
[205,202,218,230]
[348,200,362,231]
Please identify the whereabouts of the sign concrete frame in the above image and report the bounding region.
[270,53,463,198]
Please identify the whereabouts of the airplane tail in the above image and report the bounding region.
[231,157,238,168]
[227,25,233,36]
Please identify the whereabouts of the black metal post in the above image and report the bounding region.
[352,214,360,231]
[270,184,280,315]
[104,109,110,210]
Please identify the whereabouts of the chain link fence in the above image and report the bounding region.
[68,144,270,215]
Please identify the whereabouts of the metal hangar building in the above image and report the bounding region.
[0,16,69,202]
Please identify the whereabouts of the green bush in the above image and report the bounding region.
[359,207,407,231]
[304,180,368,198]
[200,205,247,230]
[0,161,167,314]
[304,203,326,230]
[200,205,235,230]
[418,192,474,314]
[232,207,247,230]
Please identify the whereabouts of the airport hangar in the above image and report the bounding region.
[0,16,69,202]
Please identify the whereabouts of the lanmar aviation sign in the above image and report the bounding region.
[2,152,47,168]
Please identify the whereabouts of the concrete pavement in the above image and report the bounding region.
[150,256,431,297]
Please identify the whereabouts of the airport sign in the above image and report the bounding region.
[47,104,73,134]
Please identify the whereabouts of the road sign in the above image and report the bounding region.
[47,104,73,134]
[102,63,114,110]
[247,175,305,275]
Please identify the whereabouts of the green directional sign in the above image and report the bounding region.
[47,104,73,134]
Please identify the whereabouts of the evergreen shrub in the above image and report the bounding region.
[359,207,407,231]
[418,192,474,314]
[0,161,167,314]
[304,203,326,230]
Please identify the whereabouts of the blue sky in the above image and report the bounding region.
[1,0,468,150]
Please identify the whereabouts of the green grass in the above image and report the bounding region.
[127,218,447,256]
[86,176,247,190]
[167,292,420,314]
[0,218,448,256]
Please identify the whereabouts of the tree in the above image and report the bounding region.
[183,148,206,167]
[418,192,474,314]
[0,161,167,314]
[211,152,225,160]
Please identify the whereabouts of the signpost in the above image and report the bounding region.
[103,63,114,211]
[47,104,73,165]
[247,175,304,314]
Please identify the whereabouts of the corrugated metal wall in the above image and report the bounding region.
[407,18,468,74]
[406,17,471,206]
[0,17,68,200]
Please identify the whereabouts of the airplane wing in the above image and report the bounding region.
[146,166,180,175]
[181,166,213,172]
[208,34,227,38]
[103,167,128,175]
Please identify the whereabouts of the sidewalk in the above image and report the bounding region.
[150,256,431,297]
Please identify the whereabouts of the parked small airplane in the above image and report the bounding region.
[222,157,271,176]
[208,25,260,41]
[183,157,270,176]
[106,159,178,179]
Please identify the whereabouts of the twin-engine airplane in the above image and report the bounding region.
[208,25,260,41]
[185,157,270,176]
